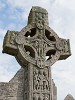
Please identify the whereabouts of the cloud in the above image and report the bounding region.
[0,29,7,52]
[0,29,20,82]
[0,0,75,100]
[0,53,20,82]
[0,1,5,11]
[0,29,7,37]
[6,0,52,9]
[6,23,16,30]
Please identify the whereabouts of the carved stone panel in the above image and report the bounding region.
[33,66,51,100]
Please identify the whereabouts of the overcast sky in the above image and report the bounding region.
[0,0,75,100]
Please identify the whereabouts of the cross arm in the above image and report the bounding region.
[2,30,18,56]
[58,38,71,60]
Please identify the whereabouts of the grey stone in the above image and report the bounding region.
[0,68,24,100]
[64,94,75,100]
[1,6,71,100]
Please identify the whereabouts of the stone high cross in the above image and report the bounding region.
[3,6,71,100]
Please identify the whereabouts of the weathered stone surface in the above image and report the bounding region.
[0,69,74,100]
[0,68,56,100]
[3,30,18,56]
[0,68,24,100]
[0,82,9,100]
[64,94,75,100]
[1,6,71,100]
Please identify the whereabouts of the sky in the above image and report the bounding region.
[0,0,75,100]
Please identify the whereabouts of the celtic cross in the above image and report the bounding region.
[3,6,71,100]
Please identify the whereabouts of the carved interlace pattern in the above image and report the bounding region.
[33,67,50,100]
